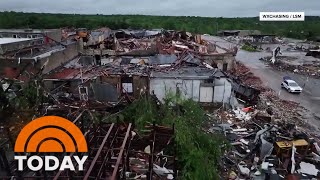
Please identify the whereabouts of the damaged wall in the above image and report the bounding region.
[213,78,232,103]
[133,75,148,97]
[0,29,62,43]
[92,82,118,102]
[43,29,63,43]
[99,75,148,101]
[150,79,200,102]
[0,58,37,81]
[0,39,44,55]
[0,43,79,80]
[150,77,232,104]
[201,54,235,71]
[41,43,79,74]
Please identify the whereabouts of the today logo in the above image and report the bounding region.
[14,116,88,171]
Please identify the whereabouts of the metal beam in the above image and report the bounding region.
[73,110,85,124]
[97,127,120,179]
[53,130,90,180]
[84,123,115,179]
[110,123,132,180]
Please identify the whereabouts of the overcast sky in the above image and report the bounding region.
[0,0,319,17]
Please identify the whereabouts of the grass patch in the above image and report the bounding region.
[241,44,259,52]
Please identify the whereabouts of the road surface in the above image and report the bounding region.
[236,50,320,128]
[204,35,320,129]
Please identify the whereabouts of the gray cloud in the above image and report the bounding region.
[0,0,319,17]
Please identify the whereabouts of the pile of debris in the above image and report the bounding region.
[212,106,320,179]
[216,61,320,179]
[214,116,320,179]
[257,91,312,129]
[230,62,313,127]
[260,56,320,78]
[230,62,267,91]
[127,123,176,179]
[78,28,235,57]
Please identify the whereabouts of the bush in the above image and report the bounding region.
[118,94,229,179]
[241,44,259,52]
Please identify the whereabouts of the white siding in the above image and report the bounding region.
[192,80,200,101]
[150,78,201,102]
[150,77,232,104]
[200,87,213,102]
[214,86,224,102]
[213,78,232,103]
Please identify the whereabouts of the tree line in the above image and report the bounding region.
[0,11,319,40]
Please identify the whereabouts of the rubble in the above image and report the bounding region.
[206,32,320,179]
[1,27,319,179]
[229,62,267,91]
[211,61,320,179]
[260,56,320,78]
[228,62,309,126]
[213,106,320,179]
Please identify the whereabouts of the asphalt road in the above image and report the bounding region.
[203,35,320,128]
[236,50,320,128]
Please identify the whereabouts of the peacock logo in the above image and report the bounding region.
[14,116,88,171]
[14,116,87,153]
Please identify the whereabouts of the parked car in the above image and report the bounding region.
[281,76,302,93]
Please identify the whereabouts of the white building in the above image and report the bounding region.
[150,66,232,104]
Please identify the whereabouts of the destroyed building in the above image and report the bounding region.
[150,66,232,104]
[0,29,79,82]
[202,36,238,68]
[1,27,320,180]
[43,57,149,103]
[35,28,237,107]
[0,29,62,43]
[78,29,236,71]
[43,52,233,106]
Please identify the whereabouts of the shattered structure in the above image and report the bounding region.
[0,28,236,179]
[39,28,238,106]
[212,61,320,179]
[1,28,320,179]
